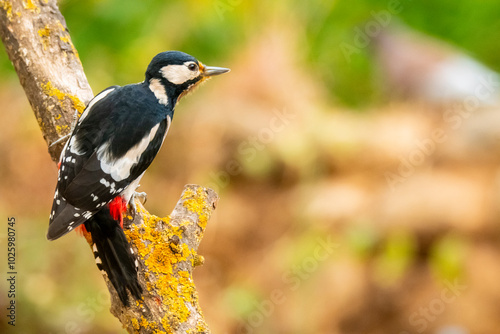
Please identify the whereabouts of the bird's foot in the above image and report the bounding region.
[129,191,147,214]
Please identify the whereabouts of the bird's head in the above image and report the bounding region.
[145,51,230,105]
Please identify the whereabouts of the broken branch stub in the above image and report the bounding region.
[109,185,218,334]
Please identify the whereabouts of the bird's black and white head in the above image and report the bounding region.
[145,51,229,106]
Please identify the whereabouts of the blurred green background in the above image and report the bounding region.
[1,0,500,333]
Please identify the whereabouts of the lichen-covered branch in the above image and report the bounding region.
[0,0,93,161]
[112,185,217,333]
[0,1,216,333]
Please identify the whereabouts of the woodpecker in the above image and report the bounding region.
[47,51,229,306]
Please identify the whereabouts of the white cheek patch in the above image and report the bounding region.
[97,123,161,181]
[160,64,199,85]
[149,78,169,105]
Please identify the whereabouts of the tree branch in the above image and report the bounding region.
[0,0,93,161]
[0,1,215,333]
[115,185,216,333]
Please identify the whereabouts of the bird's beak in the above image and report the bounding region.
[203,65,230,77]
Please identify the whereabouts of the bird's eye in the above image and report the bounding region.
[187,63,198,71]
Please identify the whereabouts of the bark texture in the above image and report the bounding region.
[115,185,216,333]
[0,1,215,333]
[0,0,93,161]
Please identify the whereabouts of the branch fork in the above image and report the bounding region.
[0,1,217,332]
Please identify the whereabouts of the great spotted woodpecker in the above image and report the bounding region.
[47,51,229,306]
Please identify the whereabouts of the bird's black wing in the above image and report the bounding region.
[47,84,170,240]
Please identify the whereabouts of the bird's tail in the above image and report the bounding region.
[84,208,142,306]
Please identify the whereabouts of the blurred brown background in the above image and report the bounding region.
[1,1,500,333]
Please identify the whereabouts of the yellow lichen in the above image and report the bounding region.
[124,208,204,331]
[137,315,160,332]
[35,20,81,63]
[41,81,86,116]
[0,1,13,19]
[56,21,66,31]
[55,125,68,135]
[38,26,50,37]
[123,188,213,331]
[182,187,210,230]
[196,321,210,333]
[59,35,69,43]
[56,21,81,60]
[131,318,140,331]
[23,0,39,12]
[160,316,171,332]
[38,26,51,50]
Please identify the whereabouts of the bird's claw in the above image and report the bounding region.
[134,191,147,205]
[49,134,70,148]
[129,191,147,215]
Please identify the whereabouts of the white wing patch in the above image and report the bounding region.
[97,123,161,182]
[68,87,117,156]
[116,115,171,202]
[160,62,199,85]
[69,135,85,155]
[149,78,169,105]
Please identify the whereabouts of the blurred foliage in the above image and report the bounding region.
[345,222,380,258]
[429,233,467,281]
[1,0,499,333]
[373,229,416,285]
[298,0,500,106]
[57,0,246,90]
[0,0,498,106]
[223,285,261,319]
